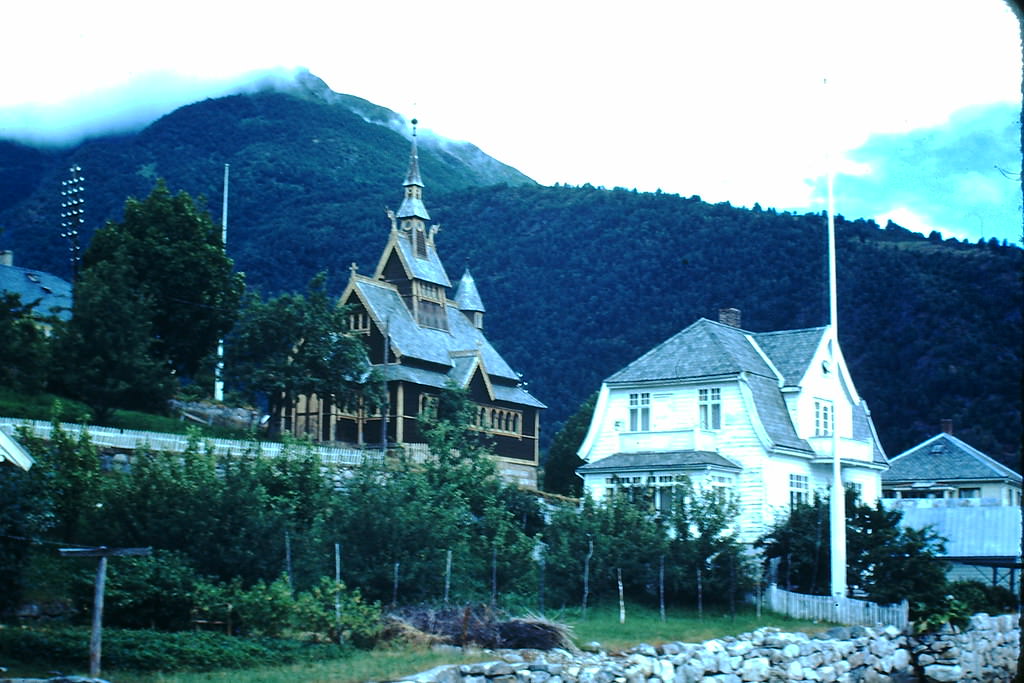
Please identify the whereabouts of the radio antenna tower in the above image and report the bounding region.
[59,165,85,281]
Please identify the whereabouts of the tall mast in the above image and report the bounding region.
[825,78,847,601]
[214,163,229,402]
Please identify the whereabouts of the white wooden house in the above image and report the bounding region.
[576,310,888,543]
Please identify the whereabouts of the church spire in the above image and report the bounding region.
[397,119,430,221]
[455,267,486,329]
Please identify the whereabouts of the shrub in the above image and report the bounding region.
[949,580,1019,615]
[292,578,383,647]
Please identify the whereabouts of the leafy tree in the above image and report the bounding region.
[82,179,244,378]
[757,493,948,615]
[543,392,596,496]
[226,274,380,435]
[0,291,51,392]
[51,260,176,421]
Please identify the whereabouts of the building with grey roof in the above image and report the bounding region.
[577,309,888,543]
[881,428,1022,505]
[285,125,544,486]
[0,250,72,327]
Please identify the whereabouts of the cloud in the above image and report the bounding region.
[805,103,1023,244]
[0,67,305,148]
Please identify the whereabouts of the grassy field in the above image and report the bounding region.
[13,604,831,683]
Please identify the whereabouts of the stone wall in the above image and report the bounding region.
[399,613,1019,683]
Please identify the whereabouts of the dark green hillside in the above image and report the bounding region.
[0,82,1019,468]
[0,85,533,292]
[425,184,1022,465]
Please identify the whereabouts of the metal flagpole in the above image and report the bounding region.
[214,164,229,401]
[825,79,847,601]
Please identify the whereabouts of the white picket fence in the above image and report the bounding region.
[766,583,909,629]
[0,416,384,467]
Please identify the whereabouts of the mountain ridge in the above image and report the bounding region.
[0,77,1018,467]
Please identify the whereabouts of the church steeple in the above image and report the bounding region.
[454,268,486,329]
[397,119,430,223]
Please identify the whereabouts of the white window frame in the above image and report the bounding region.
[789,473,809,507]
[814,399,833,436]
[629,392,650,431]
[699,387,721,430]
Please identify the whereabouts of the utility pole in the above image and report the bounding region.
[59,165,85,282]
[59,546,151,678]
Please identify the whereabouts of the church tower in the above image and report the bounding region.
[293,121,547,487]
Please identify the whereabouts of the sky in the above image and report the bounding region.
[1,0,1020,244]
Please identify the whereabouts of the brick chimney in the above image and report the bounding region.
[940,419,953,435]
[0,250,12,267]
[718,307,741,328]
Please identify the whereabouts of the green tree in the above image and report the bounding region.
[51,260,176,420]
[543,392,596,496]
[82,179,244,377]
[0,292,51,392]
[226,274,380,435]
[757,493,949,615]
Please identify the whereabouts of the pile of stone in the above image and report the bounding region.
[395,612,1019,683]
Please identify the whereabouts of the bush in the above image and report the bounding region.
[0,624,348,672]
[292,578,383,647]
[949,580,1019,615]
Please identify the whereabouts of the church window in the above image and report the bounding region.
[699,388,721,430]
[348,311,370,333]
[419,393,438,420]
[629,392,650,431]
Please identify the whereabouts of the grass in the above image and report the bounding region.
[561,602,832,651]
[0,604,832,683]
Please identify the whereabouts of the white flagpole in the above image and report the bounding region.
[825,81,847,600]
[214,164,229,402]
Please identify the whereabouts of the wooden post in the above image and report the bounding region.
[444,549,452,606]
[89,556,106,678]
[391,561,400,607]
[490,544,497,609]
[334,543,342,644]
[582,537,593,619]
[617,568,625,624]
[697,565,703,621]
[285,530,293,593]
[59,546,151,679]
[659,555,665,622]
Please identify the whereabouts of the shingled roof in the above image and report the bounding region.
[883,433,1022,484]
[0,264,72,322]
[577,450,742,474]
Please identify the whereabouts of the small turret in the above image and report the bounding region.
[454,268,486,329]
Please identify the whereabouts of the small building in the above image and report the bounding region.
[285,126,545,486]
[881,427,1022,505]
[0,250,72,331]
[883,497,1021,590]
[576,309,888,543]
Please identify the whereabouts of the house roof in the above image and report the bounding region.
[0,264,73,322]
[891,502,1022,559]
[882,433,1022,485]
[744,373,812,453]
[0,426,35,471]
[606,318,778,384]
[752,326,827,386]
[577,449,742,473]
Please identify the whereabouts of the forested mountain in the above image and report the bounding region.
[0,76,1019,469]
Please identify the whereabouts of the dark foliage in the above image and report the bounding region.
[0,86,1018,469]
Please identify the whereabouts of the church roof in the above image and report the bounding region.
[882,432,1022,484]
[454,268,485,313]
[0,264,72,321]
[391,229,451,287]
